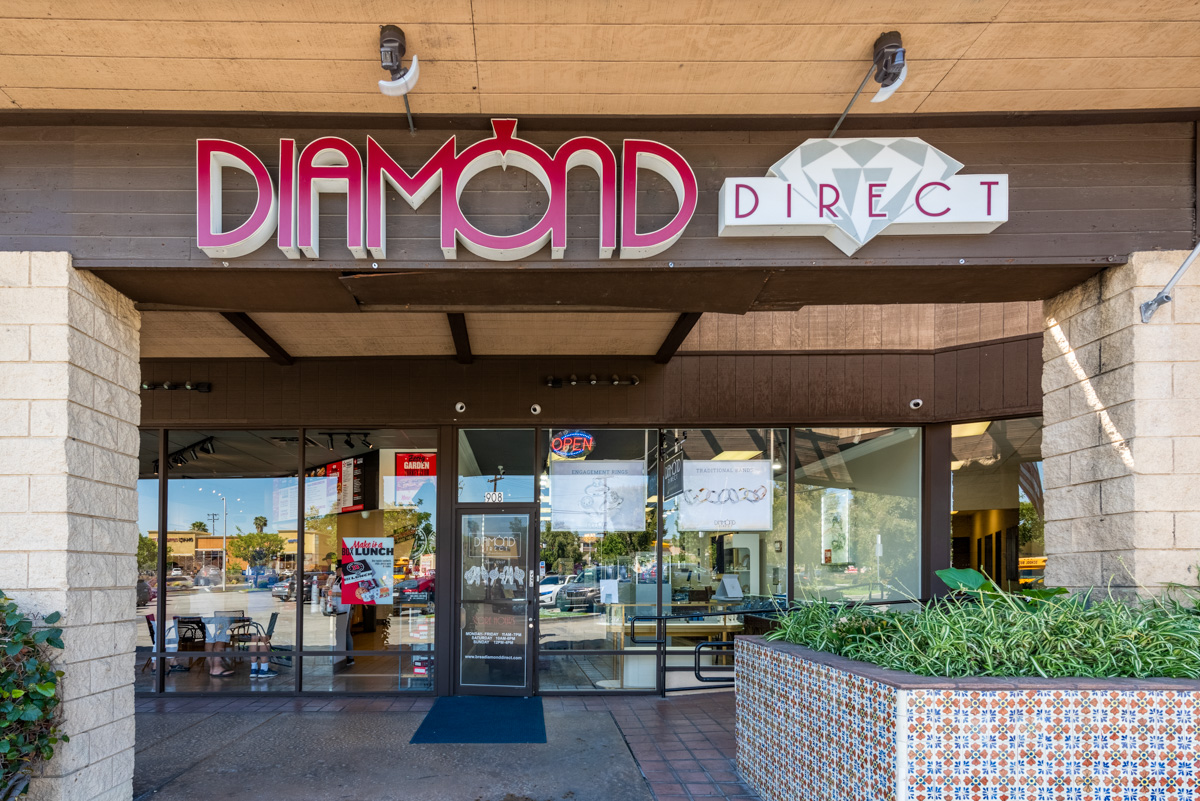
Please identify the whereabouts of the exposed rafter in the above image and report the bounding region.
[654,312,702,364]
[447,313,473,364]
[219,312,294,365]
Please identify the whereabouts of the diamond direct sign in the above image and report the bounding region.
[717,137,1008,256]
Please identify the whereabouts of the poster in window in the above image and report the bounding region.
[340,537,394,605]
[393,452,437,508]
[679,460,773,531]
[549,459,647,533]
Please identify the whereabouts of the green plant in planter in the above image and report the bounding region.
[767,572,1200,679]
[0,592,67,799]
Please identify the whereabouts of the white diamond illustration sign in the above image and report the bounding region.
[717,138,1008,255]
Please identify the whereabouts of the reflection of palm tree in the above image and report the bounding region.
[253,516,268,533]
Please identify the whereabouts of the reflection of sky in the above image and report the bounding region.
[136,477,299,537]
[458,474,535,503]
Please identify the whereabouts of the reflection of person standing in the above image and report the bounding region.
[327,564,355,666]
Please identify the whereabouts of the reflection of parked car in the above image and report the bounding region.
[163,575,194,592]
[396,575,434,607]
[557,582,601,612]
[539,574,578,607]
[277,572,331,601]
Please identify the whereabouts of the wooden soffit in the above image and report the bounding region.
[2,1,1200,117]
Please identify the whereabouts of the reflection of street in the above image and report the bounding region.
[134,587,337,649]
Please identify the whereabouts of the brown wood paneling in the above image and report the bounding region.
[140,335,1041,428]
[0,120,1191,313]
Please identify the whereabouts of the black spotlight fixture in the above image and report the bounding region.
[200,439,216,455]
[361,435,373,450]
[344,435,355,449]
[326,435,335,451]
[188,448,198,461]
[589,374,598,385]
[569,375,578,386]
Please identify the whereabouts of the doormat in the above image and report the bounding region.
[410,696,546,744]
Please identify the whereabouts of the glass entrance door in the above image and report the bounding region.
[456,509,535,695]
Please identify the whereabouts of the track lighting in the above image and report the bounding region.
[543,374,642,388]
[200,440,216,455]
[140,381,211,393]
[344,435,355,449]
[327,435,335,450]
[361,435,373,449]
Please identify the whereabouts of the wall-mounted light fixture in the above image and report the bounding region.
[378,24,419,134]
[829,30,908,136]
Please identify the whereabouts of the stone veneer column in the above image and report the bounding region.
[1043,249,1200,595]
[0,253,140,801]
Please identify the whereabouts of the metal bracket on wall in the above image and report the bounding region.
[1141,240,1200,322]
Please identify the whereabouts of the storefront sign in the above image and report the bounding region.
[718,137,1008,256]
[340,537,394,604]
[680,461,773,531]
[196,119,698,262]
[663,451,684,500]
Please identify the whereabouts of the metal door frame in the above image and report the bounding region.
[451,504,539,696]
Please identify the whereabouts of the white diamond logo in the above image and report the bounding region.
[718,137,1008,255]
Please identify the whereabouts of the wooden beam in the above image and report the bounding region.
[219,312,294,365]
[654,312,702,364]
[447,312,473,364]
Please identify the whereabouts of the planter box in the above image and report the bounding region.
[735,636,1200,801]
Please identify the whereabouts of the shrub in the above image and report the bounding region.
[0,592,67,799]
[766,569,1200,679]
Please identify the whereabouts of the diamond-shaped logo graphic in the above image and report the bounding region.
[717,137,1008,255]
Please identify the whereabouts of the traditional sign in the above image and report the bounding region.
[679,461,773,532]
[197,119,698,262]
[718,137,1008,256]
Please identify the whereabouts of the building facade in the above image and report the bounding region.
[2,4,1200,799]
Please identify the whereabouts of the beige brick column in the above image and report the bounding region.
[0,253,140,801]
[1043,249,1200,595]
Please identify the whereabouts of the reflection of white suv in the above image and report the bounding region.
[538,574,579,607]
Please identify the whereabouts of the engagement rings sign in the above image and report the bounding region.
[718,137,1008,255]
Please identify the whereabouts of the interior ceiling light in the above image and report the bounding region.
[344,435,355,449]
[378,24,419,133]
[361,435,373,449]
[326,435,335,451]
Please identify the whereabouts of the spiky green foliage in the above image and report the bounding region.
[766,569,1200,679]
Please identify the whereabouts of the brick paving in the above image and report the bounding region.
[135,690,759,801]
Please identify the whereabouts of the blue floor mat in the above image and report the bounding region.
[410,696,546,744]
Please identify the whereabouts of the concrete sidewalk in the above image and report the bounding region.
[134,693,759,801]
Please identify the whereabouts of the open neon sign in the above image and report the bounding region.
[196,119,698,262]
[551,431,594,459]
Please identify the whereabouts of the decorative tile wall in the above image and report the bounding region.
[902,689,1199,801]
[736,638,897,801]
[735,638,1200,801]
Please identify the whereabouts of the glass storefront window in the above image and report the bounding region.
[301,429,437,692]
[950,418,1044,591]
[457,429,536,503]
[134,430,158,692]
[537,429,658,691]
[660,429,788,690]
[793,427,922,602]
[162,430,298,691]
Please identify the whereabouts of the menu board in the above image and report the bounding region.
[306,456,367,515]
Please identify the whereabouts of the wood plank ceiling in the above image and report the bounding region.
[0,1,1198,116]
